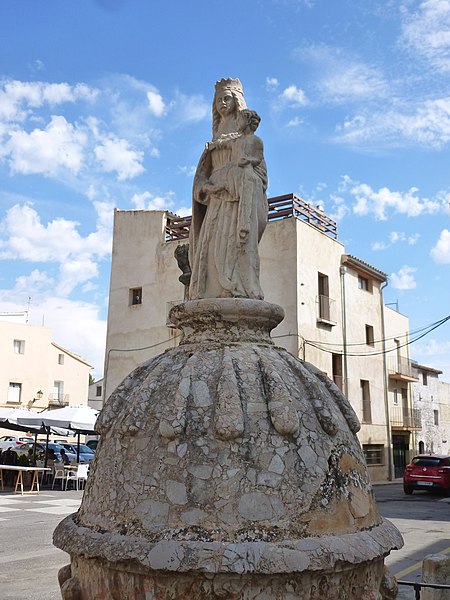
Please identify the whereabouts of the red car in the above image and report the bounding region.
[403,455,450,495]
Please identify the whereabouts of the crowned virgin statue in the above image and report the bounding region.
[188,78,268,300]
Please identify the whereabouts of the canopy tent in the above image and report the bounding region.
[0,407,44,433]
[0,407,70,467]
[17,405,99,462]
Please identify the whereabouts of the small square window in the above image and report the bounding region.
[58,354,64,365]
[129,287,142,306]
[13,339,25,354]
[363,444,384,466]
[358,275,372,292]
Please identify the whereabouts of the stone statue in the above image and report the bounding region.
[188,78,268,300]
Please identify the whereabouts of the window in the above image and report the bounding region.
[422,372,428,386]
[418,441,425,454]
[96,385,102,397]
[434,410,439,426]
[393,388,398,406]
[358,275,371,292]
[13,339,25,354]
[7,382,22,403]
[332,353,343,392]
[365,324,374,346]
[317,273,330,320]
[52,381,64,404]
[361,379,371,423]
[363,444,384,466]
[129,287,142,306]
[58,353,64,365]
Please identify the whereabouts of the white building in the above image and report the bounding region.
[0,319,91,436]
[103,194,420,481]
[88,378,104,411]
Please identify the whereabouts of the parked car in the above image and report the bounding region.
[86,439,99,452]
[16,442,79,464]
[58,443,95,463]
[403,455,450,495]
[0,435,34,450]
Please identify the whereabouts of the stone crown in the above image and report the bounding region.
[214,77,243,94]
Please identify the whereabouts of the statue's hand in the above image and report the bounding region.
[239,229,249,244]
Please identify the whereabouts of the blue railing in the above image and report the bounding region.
[398,580,450,599]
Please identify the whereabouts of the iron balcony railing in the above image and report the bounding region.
[316,294,337,324]
[48,393,70,407]
[390,406,422,429]
[398,580,450,599]
[388,356,418,379]
[165,193,338,241]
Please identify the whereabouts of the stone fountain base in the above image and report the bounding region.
[54,299,402,599]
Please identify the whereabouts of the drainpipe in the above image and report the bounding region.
[339,266,349,399]
[380,280,393,481]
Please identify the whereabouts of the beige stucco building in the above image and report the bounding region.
[103,194,420,481]
[0,319,91,436]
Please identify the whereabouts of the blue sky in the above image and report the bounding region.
[1,0,449,381]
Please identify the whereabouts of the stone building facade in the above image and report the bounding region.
[102,195,419,481]
[412,362,450,456]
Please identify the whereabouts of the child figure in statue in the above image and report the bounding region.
[188,78,268,300]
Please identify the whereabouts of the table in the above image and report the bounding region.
[0,465,51,495]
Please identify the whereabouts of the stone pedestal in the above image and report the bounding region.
[54,299,402,599]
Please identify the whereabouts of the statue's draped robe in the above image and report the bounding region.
[189,132,268,300]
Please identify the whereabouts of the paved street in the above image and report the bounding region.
[374,482,450,599]
[0,482,448,599]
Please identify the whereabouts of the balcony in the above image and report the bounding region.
[390,406,422,430]
[48,393,70,407]
[388,357,419,382]
[316,295,337,326]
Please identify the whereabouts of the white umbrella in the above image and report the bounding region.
[17,405,99,434]
[0,407,43,433]
[17,405,99,463]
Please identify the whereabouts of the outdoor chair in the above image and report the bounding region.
[65,463,89,490]
[52,465,66,489]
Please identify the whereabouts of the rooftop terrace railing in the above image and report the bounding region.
[165,193,338,241]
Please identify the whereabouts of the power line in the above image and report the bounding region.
[304,315,450,357]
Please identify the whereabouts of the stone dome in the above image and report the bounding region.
[55,299,401,581]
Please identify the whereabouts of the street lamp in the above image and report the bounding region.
[33,390,43,404]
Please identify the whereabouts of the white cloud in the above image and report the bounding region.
[266,77,279,91]
[401,0,450,73]
[130,190,175,210]
[5,115,87,176]
[340,177,441,220]
[147,90,166,117]
[390,266,417,290]
[0,202,112,288]
[335,97,450,148]
[297,44,387,104]
[94,136,144,180]
[280,85,308,106]
[58,257,99,296]
[286,116,303,127]
[431,228,450,263]
[371,241,387,251]
[178,165,196,176]
[0,80,98,121]
[172,92,209,123]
